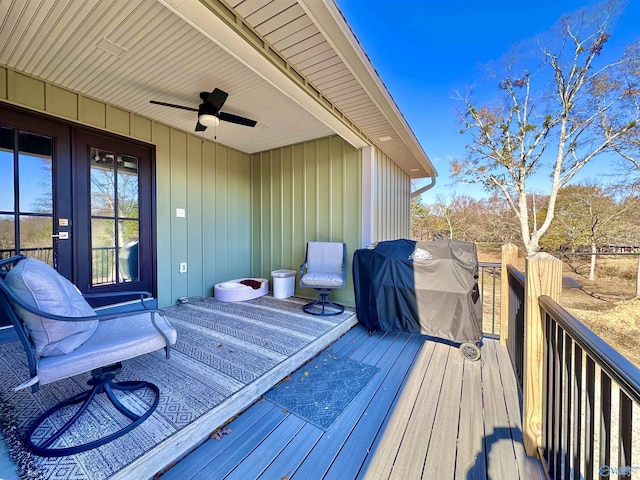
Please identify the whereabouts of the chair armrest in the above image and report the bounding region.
[299,260,307,288]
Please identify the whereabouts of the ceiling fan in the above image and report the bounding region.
[149,88,257,131]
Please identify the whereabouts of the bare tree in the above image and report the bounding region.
[542,183,637,279]
[411,198,436,241]
[454,2,640,255]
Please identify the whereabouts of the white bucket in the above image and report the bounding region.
[271,269,296,299]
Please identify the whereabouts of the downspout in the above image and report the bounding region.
[411,176,436,199]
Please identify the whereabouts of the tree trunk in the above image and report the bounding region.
[589,243,597,281]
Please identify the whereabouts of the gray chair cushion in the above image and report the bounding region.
[301,272,344,287]
[5,258,98,358]
[36,312,177,385]
[306,242,344,275]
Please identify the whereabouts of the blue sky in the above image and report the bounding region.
[337,0,640,203]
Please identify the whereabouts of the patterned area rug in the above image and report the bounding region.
[265,354,379,430]
[0,296,354,480]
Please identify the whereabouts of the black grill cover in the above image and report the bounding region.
[353,239,482,344]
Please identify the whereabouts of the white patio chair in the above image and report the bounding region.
[299,242,346,316]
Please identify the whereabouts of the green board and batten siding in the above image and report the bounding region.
[249,138,412,307]
[1,66,413,308]
[250,136,361,306]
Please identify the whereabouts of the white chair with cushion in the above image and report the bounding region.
[299,242,346,316]
[0,255,177,456]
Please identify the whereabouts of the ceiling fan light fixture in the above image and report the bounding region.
[199,113,220,127]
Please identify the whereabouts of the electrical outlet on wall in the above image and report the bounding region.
[179,262,187,273]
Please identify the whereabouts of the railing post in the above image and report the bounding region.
[523,252,562,456]
[500,243,518,345]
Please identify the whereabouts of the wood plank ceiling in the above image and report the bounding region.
[0,0,435,178]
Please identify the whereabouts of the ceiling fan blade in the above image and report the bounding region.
[205,88,228,112]
[195,121,207,132]
[218,111,257,127]
[149,100,198,112]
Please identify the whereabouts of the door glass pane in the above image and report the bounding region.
[0,127,14,211]
[118,220,139,282]
[90,148,115,217]
[92,218,115,286]
[0,215,15,260]
[118,155,138,219]
[19,132,52,214]
[19,215,53,265]
[90,147,140,287]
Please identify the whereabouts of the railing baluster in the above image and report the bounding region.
[564,331,573,480]
[555,323,564,478]
[491,265,497,335]
[618,391,632,480]
[573,345,583,480]
[585,356,596,480]
[600,372,612,478]
[544,313,552,471]
[549,318,557,477]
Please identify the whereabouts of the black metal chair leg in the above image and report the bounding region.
[303,290,344,316]
[33,387,100,450]
[26,370,160,457]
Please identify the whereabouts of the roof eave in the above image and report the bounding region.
[161,0,369,150]
[298,0,437,179]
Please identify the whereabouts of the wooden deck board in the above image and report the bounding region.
[322,335,426,480]
[358,341,436,479]
[221,415,308,480]
[482,340,522,479]
[189,412,288,480]
[255,423,324,480]
[494,336,539,479]
[455,355,486,479]
[388,341,450,479]
[160,401,280,479]
[291,332,422,480]
[160,401,265,478]
[159,324,542,480]
[423,346,466,478]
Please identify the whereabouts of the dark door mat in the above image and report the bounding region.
[265,354,379,430]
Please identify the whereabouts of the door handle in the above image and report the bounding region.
[51,232,70,239]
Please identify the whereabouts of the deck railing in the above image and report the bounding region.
[505,264,525,388]
[1,247,123,285]
[540,295,639,480]
[499,244,640,478]
[478,261,501,336]
[0,247,53,264]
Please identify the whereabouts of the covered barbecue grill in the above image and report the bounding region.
[353,238,482,360]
